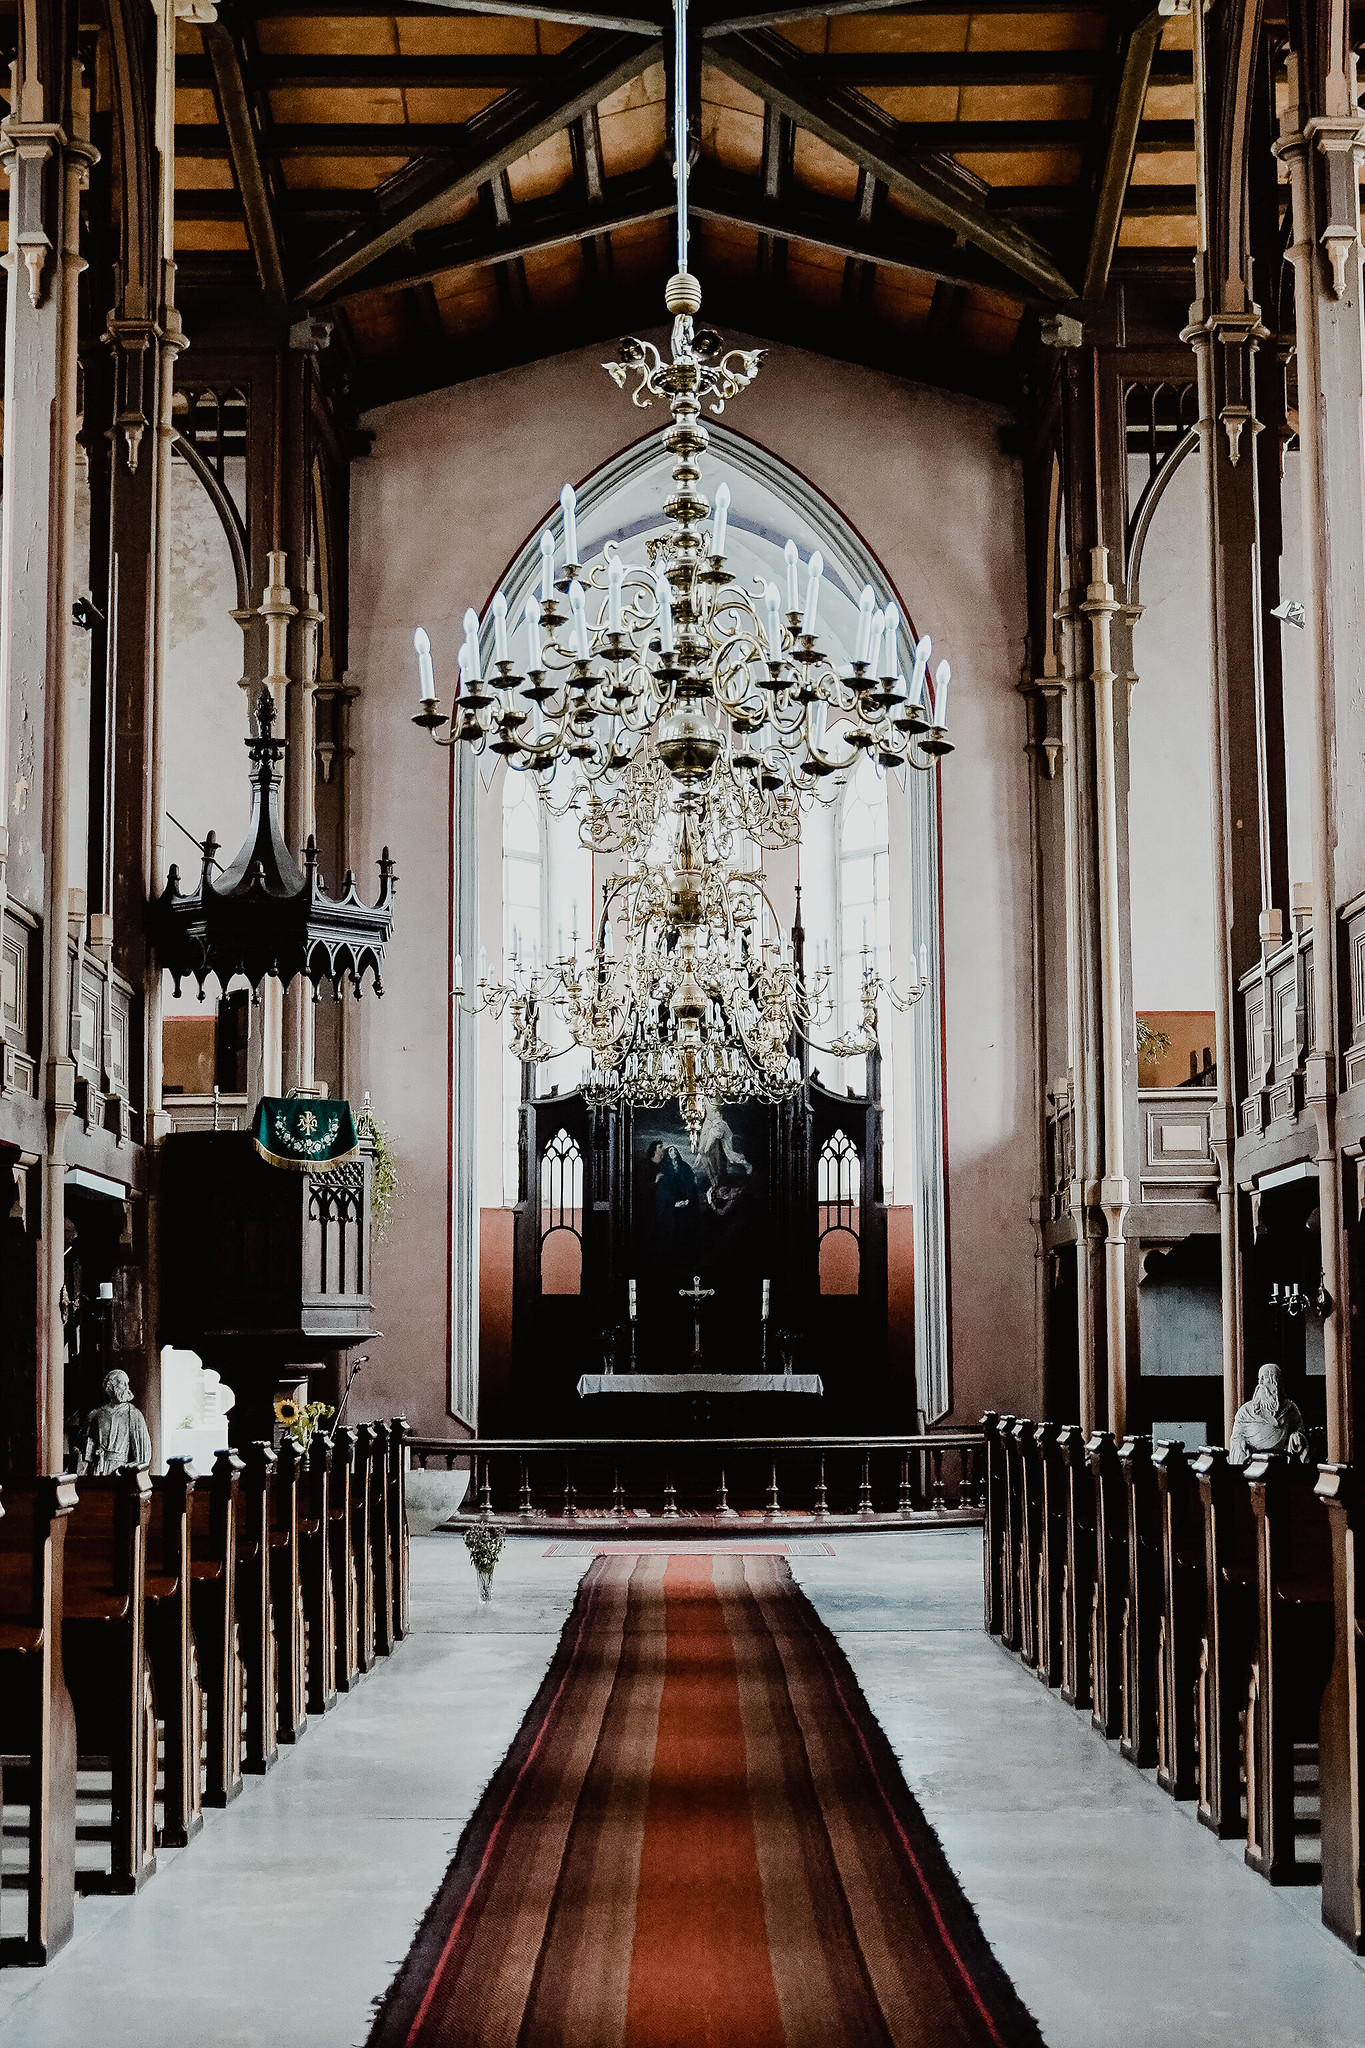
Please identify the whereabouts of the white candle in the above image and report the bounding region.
[711,481,730,557]
[540,527,555,601]
[854,584,876,664]
[607,557,624,632]
[909,633,931,705]
[454,951,463,991]
[785,538,800,613]
[568,579,589,659]
[492,589,508,662]
[413,625,436,704]
[934,659,951,727]
[478,945,488,981]
[762,1277,770,1319]
[764,583,783,660]
[560,482,578,565]
[866,608,885,680]
[802,551,824,635]
[919,940,928,981]
[524,592,543,668]
[461,606,482,682]
[882,602,900,681]
[654,567,675,654]
[629,1277,637,1320]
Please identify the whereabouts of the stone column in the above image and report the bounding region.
[1276,50,1365,1465]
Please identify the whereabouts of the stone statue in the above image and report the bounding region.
[1228,1362,1309,1467]
[76,1368,152,1476]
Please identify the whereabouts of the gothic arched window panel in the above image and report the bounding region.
[818,1129,861,1296]
[540,1127,584,1296]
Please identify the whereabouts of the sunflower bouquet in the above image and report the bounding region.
[273,1394,335,1453]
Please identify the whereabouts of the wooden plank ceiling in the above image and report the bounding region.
[171,1,1199,404]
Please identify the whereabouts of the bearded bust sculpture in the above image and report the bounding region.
[1228,1362,1310,1467]
[76,1368,153,1476]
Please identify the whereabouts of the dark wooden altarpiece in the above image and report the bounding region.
[511,1052,890,1435]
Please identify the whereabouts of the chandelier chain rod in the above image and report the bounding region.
[674,0,689,278]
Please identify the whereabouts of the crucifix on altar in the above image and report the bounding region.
[678,1274,715,1365]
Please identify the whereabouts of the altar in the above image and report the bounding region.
[576,1373,824,1397]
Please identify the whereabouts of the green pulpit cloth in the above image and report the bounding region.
[251,1097,359,1172]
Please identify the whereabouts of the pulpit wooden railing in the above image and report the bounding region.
[409,1432,985,1529]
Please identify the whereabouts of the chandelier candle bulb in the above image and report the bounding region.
[854,584,876,664]
[934,660,951,725]
[524,593,543,669]
[478,946,488,983]
[803,551,824,635]
[568,579,589,659]
[909,634,931,704]
[560,483,579,566]
[539,527,555,601]
[413,626,436,704]
[461,607,482,682]
[866,609,886,681]
[711,481,730,557]
[764,583,783,660]
[653,567,675,653]
[454,952,462,993]
[785,538,800,613]
[882,603,901,680]
[492,590,509,663]
[607,558,624,633]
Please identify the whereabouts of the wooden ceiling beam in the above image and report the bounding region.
[705,28,1076,296]
[1081,3,1167,301]
[293,30,662,302]
[177,55,555,90]
[200,10,288,313]
[805,51,1192,88]
[700,0,1103,26]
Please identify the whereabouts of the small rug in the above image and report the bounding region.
[369,1555,1043,2048]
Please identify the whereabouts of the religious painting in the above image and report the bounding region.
[629,1101,771,1368]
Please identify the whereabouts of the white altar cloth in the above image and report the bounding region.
[576,1372,824,1397]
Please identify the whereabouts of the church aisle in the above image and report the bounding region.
[0,1539,591,2048]
[792,1531,1365,2048]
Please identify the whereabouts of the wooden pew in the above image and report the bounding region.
[0,1478,79,1960]
[62,1468,158,1893]
[1087,1432,1125,1738]
[982,1411,1006,1637]
[1153,1440,1204,1800]
[146,1460,203,1848]
[237,1443,279,1776]
[1193,1446,1257,1838]
[1315,1461,1365,1952]
[999,1414,1022,1652]
[1010,1419,1041,1670]
[300,1435,338,1717]
[1058,1424,1094,1711]
[1244,1454,1334,1884]
[388,1416,411,1642]
[269,1440,308,1746]
[1034,1424,1066,1689]
[330,1427,361,1692]
[370,1422,396,1659]
[352,1424,377,1677]
[191,1450,244,1808]
[1118,1434,1160,1768]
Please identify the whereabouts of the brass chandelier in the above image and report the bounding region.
[414,0,951,1143]
[411,2,955,801]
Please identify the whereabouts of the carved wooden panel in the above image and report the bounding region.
[1,906,38,1096]
[1139,1091,1217,1199]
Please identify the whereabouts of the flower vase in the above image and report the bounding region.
[477,1567,495,1603]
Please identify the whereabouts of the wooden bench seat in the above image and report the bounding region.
[300,1437,337,1719]
[1244,1455,1334,1884]
[189,1450,244,1810]
[1087,1432,1126,1738]
[62,1469,157,1894]
[146,1462,204,1849]
[236,1444,279,1776]
[0,1479,79,1960]
[268,1442,307,1747]
[1153,1441,1204,1800]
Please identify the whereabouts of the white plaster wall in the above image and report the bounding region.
[347,336,1037,1433]
[1127,451,1217,1010]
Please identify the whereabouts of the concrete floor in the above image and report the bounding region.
[0,1527,1360,2047]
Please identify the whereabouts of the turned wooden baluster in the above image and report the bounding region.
[766,1461,781,1519]
[814,1455,830,1519]
[612,1464,626,1518]
[519,1457,533,1518]
[662,1471,678,1519]
[931,1446,945,1512]
[858,1452,875,1519]
[562,1464,578,1521]
[898,1451,914,1517]
[716,1467,737,1519]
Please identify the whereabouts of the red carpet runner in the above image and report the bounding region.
[369,1555,1043,2048]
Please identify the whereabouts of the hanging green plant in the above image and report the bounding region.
[1135,1019,1173,1073]
[360,1101,399,1243]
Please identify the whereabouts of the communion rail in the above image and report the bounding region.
[409,1432,985,1530]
